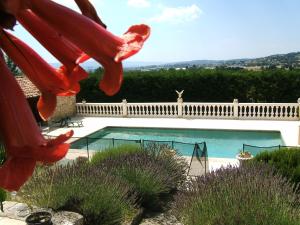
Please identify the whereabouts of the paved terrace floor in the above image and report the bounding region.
[47,117,300,172]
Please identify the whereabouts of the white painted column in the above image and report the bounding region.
[122,99,128,117]
[233,99,239,119]
[297,98,300,119]
[177,98,183,117]
[298,126,300,145]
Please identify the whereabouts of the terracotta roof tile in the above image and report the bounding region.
[15,76,40,98]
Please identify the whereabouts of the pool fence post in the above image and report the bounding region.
[204,143,207,175]
[86,137,90,160]
[233,99,239,119]
[122,99,128,117]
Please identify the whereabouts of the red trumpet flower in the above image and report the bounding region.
[0,53,73,191]
[28,0,150,96]
[17,10,90,66]
[0,31,80,120]
[0,0,150,192]
[0,0,24,17]
[74,0,107,28]
[17,10,89,94]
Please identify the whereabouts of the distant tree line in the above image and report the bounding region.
[77,67,300,103]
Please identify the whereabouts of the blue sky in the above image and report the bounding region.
[13,0,300,63]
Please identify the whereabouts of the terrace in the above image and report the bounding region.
[45,97,300,173]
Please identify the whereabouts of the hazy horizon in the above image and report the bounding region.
[49,50,300,67]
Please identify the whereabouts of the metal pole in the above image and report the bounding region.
[187,144,196,176]
[86,137,90,160]
[204,143,207,175]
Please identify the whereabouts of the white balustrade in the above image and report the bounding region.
[238,103,299,120]
[76,99,300,121]
[127,103,177,117]
[76,103,123,117]
[183,103,234,119]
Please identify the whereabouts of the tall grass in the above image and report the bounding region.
[173,163,300,225]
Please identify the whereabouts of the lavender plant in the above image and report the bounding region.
[173,163,300,225]
[90,144,142,165]
[19,160,137,225]
[92,144,187,210]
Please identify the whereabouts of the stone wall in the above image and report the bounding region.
[50,96,76,121]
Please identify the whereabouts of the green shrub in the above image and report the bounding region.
[78,68,300,103]
[90,145,142,165]
[19,161,136,225]
[173,163,300,225]
[254,148,300,185]
[92,144,187,210]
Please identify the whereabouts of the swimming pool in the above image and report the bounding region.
[71,127,285,158]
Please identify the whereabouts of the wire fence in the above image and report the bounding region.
[64,136,207,156]
[46,134,298,159]
[243,144,298,156]
[47,135,209,176]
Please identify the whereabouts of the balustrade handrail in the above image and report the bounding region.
[76,98,300,121]
[184,102,235,105]
[77,102,122,106]
[238,103,298,106]
[127,102,176,105]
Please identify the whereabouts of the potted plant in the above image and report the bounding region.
[25,211,53,225]
[236,150,253,163]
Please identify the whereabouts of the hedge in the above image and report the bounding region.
[77,68,300,103]
[254,148,300,185]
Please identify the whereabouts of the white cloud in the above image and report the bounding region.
[148,4,202,23]
[127,0,151,8]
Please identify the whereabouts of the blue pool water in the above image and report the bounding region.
[71,127,284,158]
